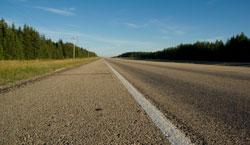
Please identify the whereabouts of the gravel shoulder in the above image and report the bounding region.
[0,59,169,144]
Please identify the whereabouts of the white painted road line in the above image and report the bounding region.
[105,60,193,145]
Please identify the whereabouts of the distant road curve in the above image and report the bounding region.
[106,58,250,145]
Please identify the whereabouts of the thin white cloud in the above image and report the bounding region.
[149,19,167,26]
[160,36,171,40]
[68,7,75,11]
[124,23,139,28]
[63,7,76,11]
[35,6,75,16]
[173,30,186,36]
[65,24,78,28]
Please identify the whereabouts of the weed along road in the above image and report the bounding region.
[0,58,249,144]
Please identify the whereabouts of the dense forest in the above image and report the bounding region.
[0,18,96,60]
[118,33,250,62]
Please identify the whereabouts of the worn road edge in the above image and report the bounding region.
[105,60,193,145]
[0,58,99,94]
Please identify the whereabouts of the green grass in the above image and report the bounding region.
[0,57,99,86]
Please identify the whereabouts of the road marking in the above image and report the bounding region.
[105,60,193,145]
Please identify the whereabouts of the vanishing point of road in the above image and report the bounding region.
[0,58,249,144]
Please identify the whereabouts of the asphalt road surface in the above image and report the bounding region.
[106,58,250,145]
[1,58,249,144]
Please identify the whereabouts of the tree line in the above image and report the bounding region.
[0,18,97,60]
[118,33,250,62]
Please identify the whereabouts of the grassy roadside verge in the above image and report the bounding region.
[0,57,100,86]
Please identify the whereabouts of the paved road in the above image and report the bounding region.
[0,59,169,144]
[106,58,250,145]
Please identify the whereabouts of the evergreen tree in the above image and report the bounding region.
[0,44,3,60]
[0,18,4,46]
[23,25,34,59]
[118,34,250,62]
[0,17,96,60]
[57,39,64,59]
[16,26,24,59]
[1,18,10,59]
[0,22,2,60]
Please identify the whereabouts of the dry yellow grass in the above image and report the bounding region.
[0,57,99,86]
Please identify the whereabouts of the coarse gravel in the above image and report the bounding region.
[0,59,169,144]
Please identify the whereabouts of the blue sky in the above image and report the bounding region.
[1,0,250,57]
